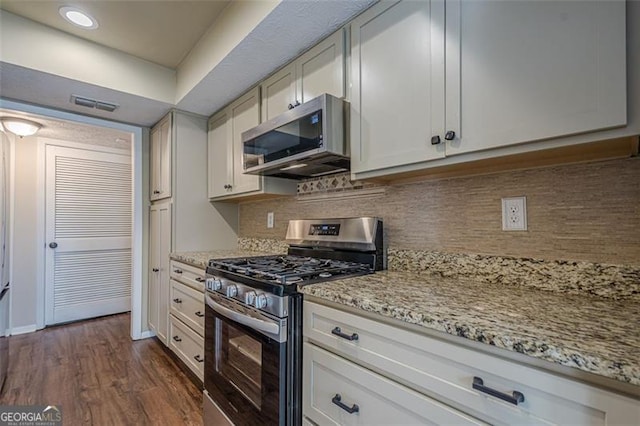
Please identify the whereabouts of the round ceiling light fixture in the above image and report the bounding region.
[0,118,43,137]
[59,6,98,29]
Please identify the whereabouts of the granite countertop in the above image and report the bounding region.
[299,270,640,387]
[170,250,280,269]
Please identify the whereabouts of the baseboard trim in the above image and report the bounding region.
[11,324,38,335]
[139,330,155,340]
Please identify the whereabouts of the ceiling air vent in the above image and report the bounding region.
[71,95,118,112]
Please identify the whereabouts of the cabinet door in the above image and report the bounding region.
[261,64,297,121]
[304,343,486,426]
[150,114,172,201]
[445,0,626,156]
[148,206,159,334]
[149,126,161,200]
[149,201,171,345]
[350,0,446,174]
[297,29,345,103]
[157,201,171,344]
[207,110,233,198]
[229,87,262,195]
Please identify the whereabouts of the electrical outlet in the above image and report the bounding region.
[502,197,527,231]
[267,212,274,229]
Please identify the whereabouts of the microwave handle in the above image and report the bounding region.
[205,294,280,335]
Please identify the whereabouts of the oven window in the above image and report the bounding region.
[215,320,263,409]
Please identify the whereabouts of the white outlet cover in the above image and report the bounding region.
[502,197,527,231]
[267,212,274,229]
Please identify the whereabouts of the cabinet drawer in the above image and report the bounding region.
[304,301,640,425]
[170,279,204,336]
[169,315,204,381]
[303,343,485,426]
[169,260,206,291]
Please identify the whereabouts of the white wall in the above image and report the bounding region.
[0,10,175,104]
[12,136,38,331]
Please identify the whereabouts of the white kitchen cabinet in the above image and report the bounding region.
[261,63,297,122]
[444,0,627,157]
[261,29,345,121]
[170,280,204,336]
[304,301,640,426]
[169,259,206,381]
[207,109,232,199]
[148,201,171,344]
[150,113,172,201]
[207,87,296,201]
[149,111,237,345]
[350,0,627,179]
[350,0,446,174]
[169,260,206,292]
[169,314,205,381]
[304,343,486,425]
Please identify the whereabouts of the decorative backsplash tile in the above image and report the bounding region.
[388,249,640,301]
[238,238,288,254]
[297,172,381,196]
[240,158,640,266]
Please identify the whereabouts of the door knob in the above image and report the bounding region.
[444,130,456,141]
[430,135,441,145]
[49,242,58,249]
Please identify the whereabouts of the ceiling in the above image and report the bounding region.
[0,108,132,149]
[0,1,375,127]
[0,0,231,69]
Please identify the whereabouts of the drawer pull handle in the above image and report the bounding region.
[194,354,204,363]
[331,327,358,341]
[195,277,205,282]
[332,394,359,414]
[172,335,182,342]
[173,269,183,274]
[472,377,524,405]
[173,298,182,304]
[195,311,204,318]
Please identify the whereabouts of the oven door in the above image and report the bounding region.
[204,291,287,426]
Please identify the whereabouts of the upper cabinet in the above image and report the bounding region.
[150,114,172,201]
[350,0,627,179]
[350,0,446,174]
[444,0,627,157]
[208,87,297,201]
[261,29,346,121]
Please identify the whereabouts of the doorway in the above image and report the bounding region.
[44,143,132,325]
[0,98,145,340]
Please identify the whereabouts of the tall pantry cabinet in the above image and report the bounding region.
[148,111,238,344]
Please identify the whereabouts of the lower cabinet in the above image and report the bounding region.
[148,201,172,344]
[167,260,205,381]
[304,343,485,425]
[169,315,205,381]
[303,301,640,426]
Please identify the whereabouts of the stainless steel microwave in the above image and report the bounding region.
[241,93,349,179]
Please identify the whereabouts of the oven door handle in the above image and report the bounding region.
[205,294,280,335]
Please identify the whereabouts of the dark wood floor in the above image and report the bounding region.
[1,313,203,425]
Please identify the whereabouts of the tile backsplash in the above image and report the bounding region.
[239,157,640,265]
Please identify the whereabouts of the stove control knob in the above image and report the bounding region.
[244,291,257,305]
[254,293,268,309]
[205,277,222,291]
[225,285,238,298]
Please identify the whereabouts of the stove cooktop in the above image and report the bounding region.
[208,255,373,286]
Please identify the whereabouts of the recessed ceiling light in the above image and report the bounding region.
[59,6,98,29]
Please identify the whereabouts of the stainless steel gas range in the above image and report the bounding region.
[203,217,384,426]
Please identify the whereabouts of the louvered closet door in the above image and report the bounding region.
[45,145,132,325]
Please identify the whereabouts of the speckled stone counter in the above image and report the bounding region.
[299,270,640,387]
[170,249,281,269]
